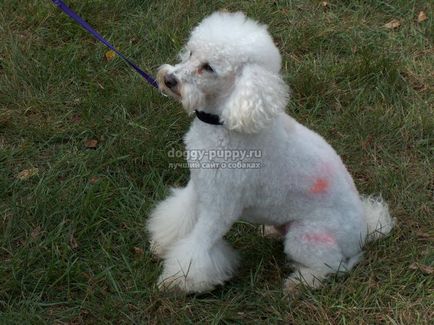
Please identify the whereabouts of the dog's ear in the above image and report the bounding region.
[221,64,289,133]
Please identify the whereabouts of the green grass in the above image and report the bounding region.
[1,0,433,323]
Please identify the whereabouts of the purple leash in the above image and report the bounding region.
[51,0,158,89]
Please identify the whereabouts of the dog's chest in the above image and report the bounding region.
[184,120,236,152]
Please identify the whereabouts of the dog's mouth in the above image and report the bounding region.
[156,66,182,100]
[159,85,181,100]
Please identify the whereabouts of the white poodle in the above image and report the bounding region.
[148,11,395,293]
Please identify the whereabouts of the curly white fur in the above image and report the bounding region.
[148,11,395,293]
[362,195,396,242]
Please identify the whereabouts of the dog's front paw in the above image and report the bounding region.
[157,257,217,293]
[157,238,239,293]
[158,269,216,293]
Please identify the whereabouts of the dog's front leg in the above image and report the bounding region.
[158,199,240,293]
[147,180,198,258]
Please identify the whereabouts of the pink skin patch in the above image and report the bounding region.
[302,232,336,246]
[310,178,329,193]
[308,161,335,194]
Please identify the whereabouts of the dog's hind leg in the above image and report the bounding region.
[147,180,198,258]
[283,220,360,293]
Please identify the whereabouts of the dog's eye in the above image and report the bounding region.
[201,63,214,73]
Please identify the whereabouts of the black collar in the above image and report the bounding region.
[195,110,223,125]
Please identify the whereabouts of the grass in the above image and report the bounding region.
[0,0,433,323]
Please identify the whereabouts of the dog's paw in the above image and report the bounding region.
[157,238,239,293]
[157,269,216,293]
[157,273,187,292]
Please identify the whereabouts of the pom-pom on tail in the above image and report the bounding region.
[362,195,395,242]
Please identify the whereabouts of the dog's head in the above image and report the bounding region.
[157,11,289,133]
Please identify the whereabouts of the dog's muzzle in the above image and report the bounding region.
[164,73,178,91]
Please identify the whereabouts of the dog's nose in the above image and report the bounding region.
[164,74,178,90]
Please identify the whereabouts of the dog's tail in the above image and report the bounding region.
[362,195,395,243]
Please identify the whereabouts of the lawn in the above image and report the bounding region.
[0,0,433,323]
